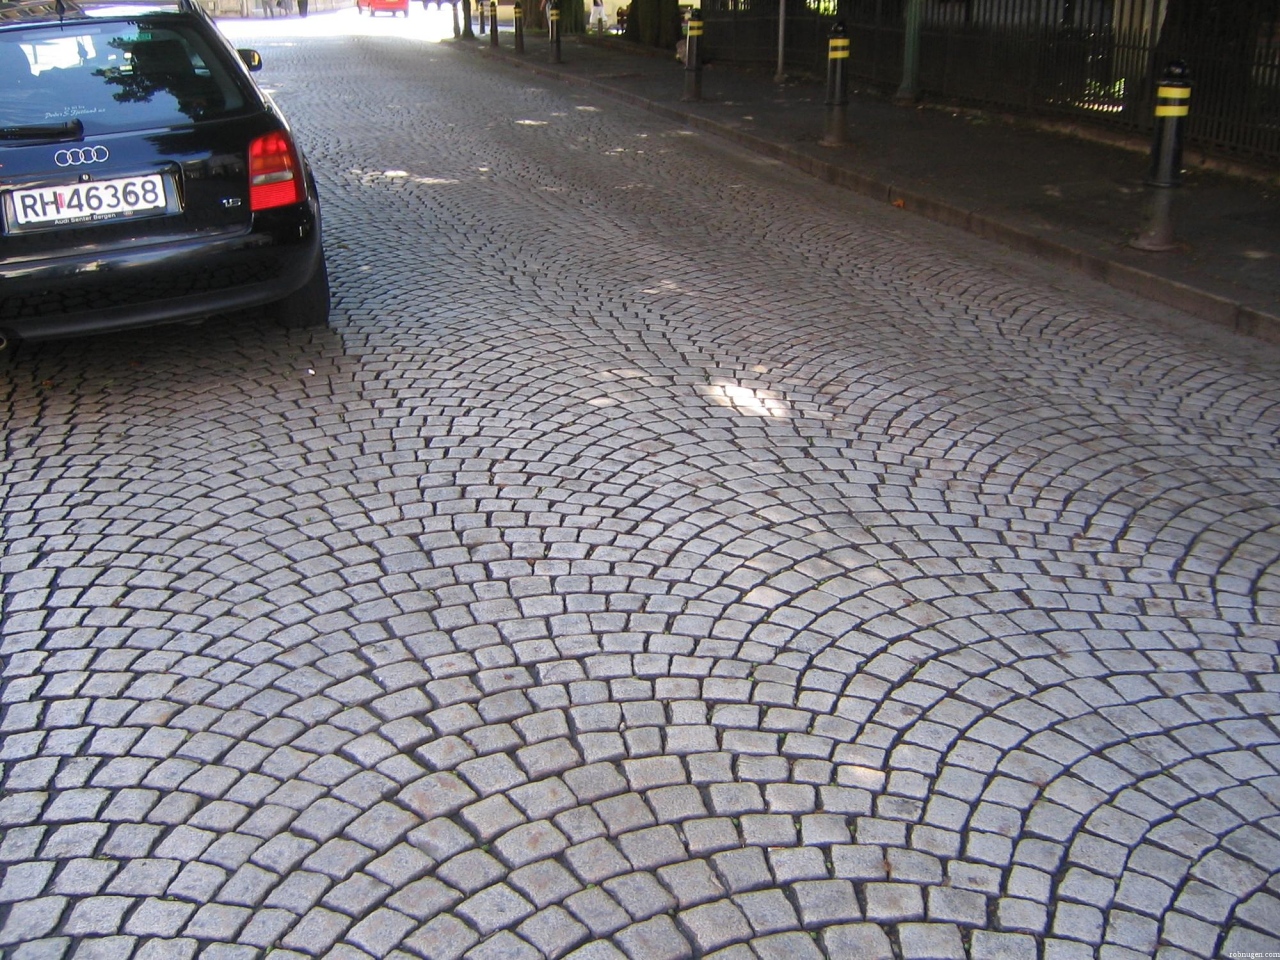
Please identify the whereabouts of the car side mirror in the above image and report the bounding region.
[238,48,262,71]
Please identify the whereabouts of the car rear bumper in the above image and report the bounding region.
[0,204,323,343]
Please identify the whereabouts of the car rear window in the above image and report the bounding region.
[1,18,251,134]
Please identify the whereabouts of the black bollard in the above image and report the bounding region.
[682,9,702,102]
[549,0,560,63]
[477,0,485,33]
[1132,61,1191,251]
[820,21,849,146]
[490,0,498,44]
[513,0,524,51]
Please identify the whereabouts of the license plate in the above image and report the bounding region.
[7,174,169,231]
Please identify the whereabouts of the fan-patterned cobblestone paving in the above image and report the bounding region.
[2,12,1279,960]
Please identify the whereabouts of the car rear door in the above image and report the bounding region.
[0,17,275,261]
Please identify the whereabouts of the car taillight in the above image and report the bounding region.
[249,130,305,211]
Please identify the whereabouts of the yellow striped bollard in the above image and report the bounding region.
[549,0,561,63]
[682,9,703,102]
[1132,60,1191,251]
[1149,61,1191,187]
[821,21,849,147]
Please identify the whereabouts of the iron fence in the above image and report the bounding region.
[699,0,1280,164]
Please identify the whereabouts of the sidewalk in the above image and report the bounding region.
[466,30,1280,342]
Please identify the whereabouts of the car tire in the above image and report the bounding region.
[276,259,330,329]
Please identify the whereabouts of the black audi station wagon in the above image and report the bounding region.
[0,0,328,346]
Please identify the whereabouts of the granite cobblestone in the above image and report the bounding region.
[2,11,1280,960]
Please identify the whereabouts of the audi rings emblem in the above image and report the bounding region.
[54,146,110,167]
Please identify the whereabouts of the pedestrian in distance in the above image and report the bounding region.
[589,0,604,31]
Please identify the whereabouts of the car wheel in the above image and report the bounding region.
[276,259,330,329]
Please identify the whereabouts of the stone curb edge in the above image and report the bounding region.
[466,40,1280,344]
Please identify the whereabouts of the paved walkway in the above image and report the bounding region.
[465,25,1280,341]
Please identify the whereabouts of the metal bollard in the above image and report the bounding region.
[490,0,498,44]
[682,9,702,102]
[477,0,485,33]
[549,0,560,62]
[1132,61,1191,252]
[451,0,460,36]
[513,0,524,52]
[820,21,849,146]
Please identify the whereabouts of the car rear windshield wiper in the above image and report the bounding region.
[0,119,85,142]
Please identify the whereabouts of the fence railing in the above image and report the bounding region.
[699,0,1280,164]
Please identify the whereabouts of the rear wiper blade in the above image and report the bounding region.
[0,119,85,142]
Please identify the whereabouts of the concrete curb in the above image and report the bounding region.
[467,39,1280,344]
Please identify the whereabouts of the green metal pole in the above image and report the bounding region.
[894,0,922,104]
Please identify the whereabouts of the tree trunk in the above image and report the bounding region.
[623,0,682,49]
[1150,0,1262,99]
[530,0,585,32]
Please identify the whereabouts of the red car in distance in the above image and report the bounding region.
[357,0,410,16]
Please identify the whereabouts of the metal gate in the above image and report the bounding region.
[700,0,1280,164]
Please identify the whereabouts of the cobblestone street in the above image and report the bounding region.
[3,12,1280,959]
